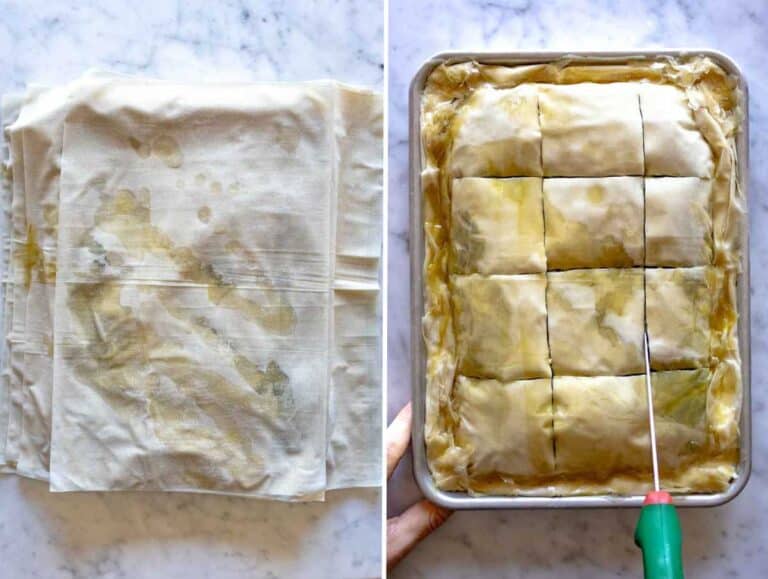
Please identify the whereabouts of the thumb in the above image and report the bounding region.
[387,500,452,570]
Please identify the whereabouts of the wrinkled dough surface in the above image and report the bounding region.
[640,83,714,177]
[539,83,644,176]
[451,177,545,274]
[421,57,743,496]
[543,177,643,269]
[454,376,554,478]
[653,369,710,471]
[646,177,713,266]
[555,371,712,476]
[451,85,541,177]
[554,375,650,475]
[547,269,644,376]
[646,267,712,370]
[452,274,551,381]
[0,77,384,499]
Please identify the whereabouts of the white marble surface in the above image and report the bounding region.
[388,0,767,576]
[0,1,382,578]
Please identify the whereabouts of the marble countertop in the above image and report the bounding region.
[0,1,382,578]
[387,0,767,577]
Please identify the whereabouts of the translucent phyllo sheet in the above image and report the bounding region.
[1,75,383,500]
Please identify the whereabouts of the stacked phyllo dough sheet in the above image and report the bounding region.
[420,57,744,495]
[0,72,382,500]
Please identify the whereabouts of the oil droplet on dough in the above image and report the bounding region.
[22,224,43,290]
[195,173,207,186]
[587,184,605,203]
[128,137,151,159]
[151,135,184,168]
[227,182,241,194]
[210,181,222,194]
[198,206,212,223]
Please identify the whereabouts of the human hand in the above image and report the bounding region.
[386,402,452,570]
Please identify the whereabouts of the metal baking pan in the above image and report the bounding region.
[409,50,751,509]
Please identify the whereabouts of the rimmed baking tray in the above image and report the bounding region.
[409,50,751,509]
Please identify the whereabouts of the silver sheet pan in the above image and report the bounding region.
[409,50,751,509]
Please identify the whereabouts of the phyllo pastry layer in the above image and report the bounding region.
[646,267,719,370]
[543,177,644,269]
[451,177,546,275]
[640,83,714,178]
[554,375,650,476]
[652,369,710,471]
[538,83,644,177]
[452,274,551,381]
[645,177,713,267]
[454,375,554,479]
[554,370,715,479]
[451,85,542,177]
[547,268,644,376]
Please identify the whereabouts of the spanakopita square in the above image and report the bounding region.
[554,375,650,476]
[451,177,545,275]
[543,177,643,269]
[646,177,713,266]
[547,268,644,376]
[640,83,714,178]
[538,83,644,177]
[454,376,554,478]
[652,369,710,471]
[450,85,542,178]
[646,267,713,370]
[452,274,550,381]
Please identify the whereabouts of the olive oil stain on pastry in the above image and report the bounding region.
[94,184,297,333]
[60,134,303,490]
[594,281,634,349]
[22,224,43,289]
[128,134,184,168]
[18,224,57,291]
[67,282,278,490]
[543,183,641,270]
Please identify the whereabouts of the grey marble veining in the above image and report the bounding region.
[0,1,382,578]
[0,0,383,88]
[0,477,381,578]
[388,0,767,576]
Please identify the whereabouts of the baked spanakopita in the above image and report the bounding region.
[421,56,744,496]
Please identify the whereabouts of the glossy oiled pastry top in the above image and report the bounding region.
[420,56,744,496]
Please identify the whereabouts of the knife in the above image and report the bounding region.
[634,330,685,578]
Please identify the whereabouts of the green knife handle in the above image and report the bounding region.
[634,503,684,579]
